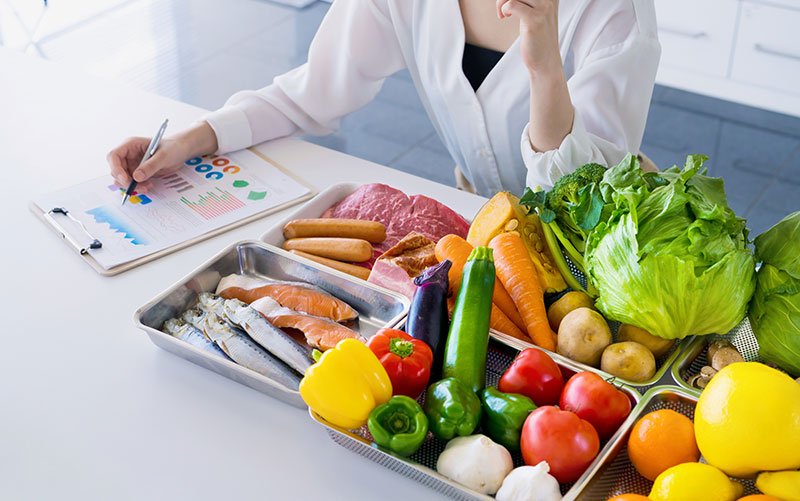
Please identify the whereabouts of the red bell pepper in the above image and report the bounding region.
[366,328,433,399]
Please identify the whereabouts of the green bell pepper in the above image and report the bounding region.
[423,378,481,440]
[367,395,428,457]
[480,386,537,451]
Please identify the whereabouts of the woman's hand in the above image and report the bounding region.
[106,121,218,193]
[496,0,561,76]
[497,0,573,153]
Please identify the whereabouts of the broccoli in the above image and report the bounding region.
[545,163,607,253]
[545,163,606,215]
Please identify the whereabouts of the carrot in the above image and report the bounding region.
[447,290,530,342]
[490,281,526,332]
[490,304,530,342]
[435,234,527,331]
[489,232,556,351]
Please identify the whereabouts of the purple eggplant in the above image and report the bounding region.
[406,260,451,370]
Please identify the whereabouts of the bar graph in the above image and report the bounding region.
[180,188,245,220]
[162,173,194,193]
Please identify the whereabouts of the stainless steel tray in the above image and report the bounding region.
[574,386,759,499]
[260,182,692,392]
[134,240,410,408]
[310,338,642,501]
[670,317,762,395]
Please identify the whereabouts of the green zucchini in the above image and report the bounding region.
[442,246,495,392]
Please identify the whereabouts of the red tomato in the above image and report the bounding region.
[520,406,600,483]
[498,348,564,406]
[559,371,632,440]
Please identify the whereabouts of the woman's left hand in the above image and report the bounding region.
[496,0,561,76]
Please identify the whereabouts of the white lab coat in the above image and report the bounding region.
[203,0,660,196]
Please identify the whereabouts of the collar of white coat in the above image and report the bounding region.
[418,0,592,194]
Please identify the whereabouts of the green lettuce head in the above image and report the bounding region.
[749,211,800,376]
[585,154,756,339]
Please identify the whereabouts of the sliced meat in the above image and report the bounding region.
[367,232,438,299]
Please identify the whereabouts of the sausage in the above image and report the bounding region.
[282,237,373,263]
[288,250,371,280]
[283,218,386,243]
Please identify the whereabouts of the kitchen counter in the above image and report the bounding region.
[0,46,486,500]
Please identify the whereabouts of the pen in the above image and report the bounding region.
[122,118,169,206]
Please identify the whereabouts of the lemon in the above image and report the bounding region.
[694,362,800,477]
[649,462,743,501]
[755,470,800,501]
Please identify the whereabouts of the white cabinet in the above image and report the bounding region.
[654,0,800,117]
[656,0,738,78]
[732,2,800,96]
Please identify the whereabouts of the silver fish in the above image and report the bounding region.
[181,307,207,330]
[223,298,312,374]
[197,292,226,316]
[202,312,301,390]
[163,317,231,360]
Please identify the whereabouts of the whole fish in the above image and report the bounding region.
[202,312,301,390]
[222,298,313,374]
[181,307,207,331]
[163,317,231,360]
[197,292,226,316]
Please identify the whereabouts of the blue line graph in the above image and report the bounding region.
[85,206,150,245]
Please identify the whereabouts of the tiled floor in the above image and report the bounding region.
[3,0,798,235]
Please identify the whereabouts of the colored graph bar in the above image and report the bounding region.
[180,188,245,220]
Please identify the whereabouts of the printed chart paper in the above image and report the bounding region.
[33,149,311,270]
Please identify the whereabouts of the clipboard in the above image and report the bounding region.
[29,148,317,276]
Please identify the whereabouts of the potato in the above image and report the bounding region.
[547,291,596,332]
[601,342,656,383]
[557,307,612,367]
[617,324,675,358]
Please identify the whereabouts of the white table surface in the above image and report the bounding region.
[0,47,488,500]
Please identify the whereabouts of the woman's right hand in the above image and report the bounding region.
[106,121,218,193]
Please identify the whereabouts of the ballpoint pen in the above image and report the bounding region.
[121,118,169,206]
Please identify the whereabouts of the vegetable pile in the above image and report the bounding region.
[300,246,635,499]
[294,153,800,499]
[525,154,757,340]
[749,211,800,376]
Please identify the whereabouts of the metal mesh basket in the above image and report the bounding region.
[574,386,759,500]
[672,317,762,392]
[310,340,641,500]
[502,256,690,393]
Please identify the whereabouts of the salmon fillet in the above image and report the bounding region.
[216,274,358,322]
[269,314,365,351]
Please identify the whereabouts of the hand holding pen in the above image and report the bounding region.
[121,118,168,205]
[107,121,219,199]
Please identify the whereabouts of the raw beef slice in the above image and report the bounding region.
[367,232,438,299]
[322,183,471,267]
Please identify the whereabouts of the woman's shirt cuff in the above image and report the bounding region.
[202,105,253,154]
[520,110,605,191]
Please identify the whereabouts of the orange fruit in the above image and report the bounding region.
[627,409,700,481]
[608,495,651,501]
[737,496,780,501]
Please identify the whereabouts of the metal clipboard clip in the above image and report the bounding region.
[43,207,102,255]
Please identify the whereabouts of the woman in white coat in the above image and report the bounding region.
[108,0,660,197]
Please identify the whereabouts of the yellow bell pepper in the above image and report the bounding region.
[300,338,392,429]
